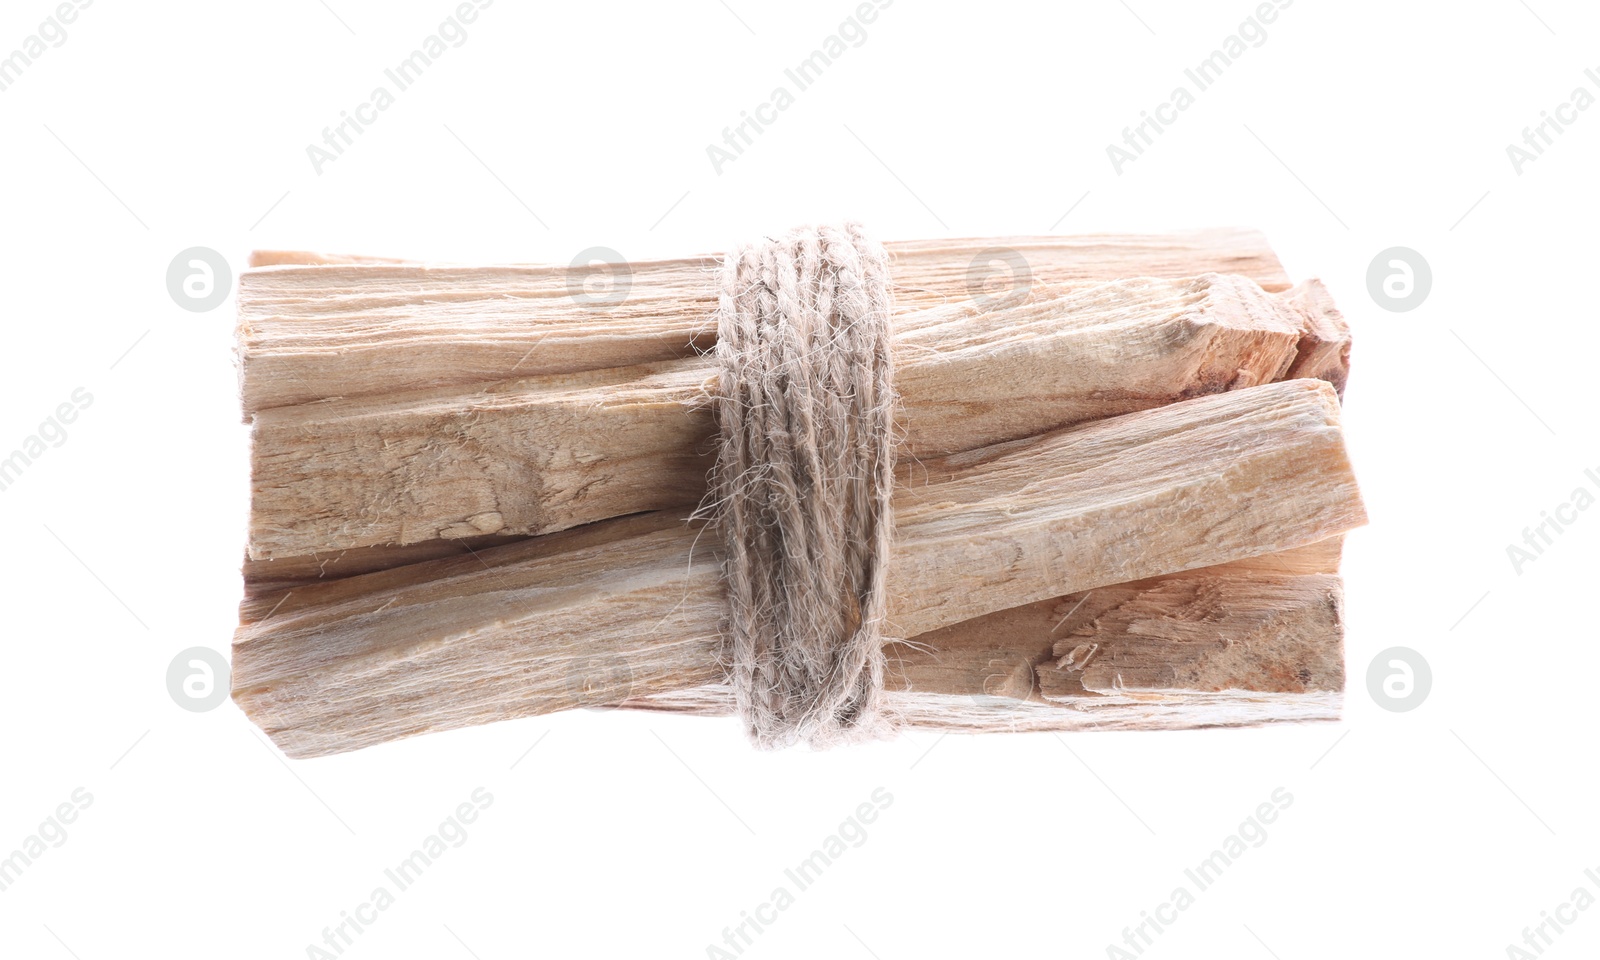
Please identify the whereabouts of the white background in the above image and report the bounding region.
[2,0,1597,957]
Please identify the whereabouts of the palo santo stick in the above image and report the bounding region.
[625,541,1345,730]
[631,686,1342,732]
[245,273,1346,560]
[628,537,1344,714]
[1037,572,1345,699]
[234,512,1349,600]
[237,228,1292,416]
[884,687,1342,732]
[898,540,1345,704]
[233,379,1365,757]
[239,535,528,600]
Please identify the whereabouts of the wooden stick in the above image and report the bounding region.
[237,229,1292,416]
[239,278,1347,591]
[233,379,1364,757]
[239,535,528,600]
[623,539,1345,730]
[1038,575,1343,701]
[244,273,1346,561]
[629,686,1342,733]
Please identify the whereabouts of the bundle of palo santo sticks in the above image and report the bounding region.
[231,229,1364,758]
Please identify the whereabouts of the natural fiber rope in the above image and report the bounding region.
[710,222,897,749]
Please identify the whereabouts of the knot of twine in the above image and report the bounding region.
[710,222,898,750]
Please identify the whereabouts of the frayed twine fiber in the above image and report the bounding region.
[710,222,898,750]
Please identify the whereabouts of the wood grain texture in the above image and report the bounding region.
[893,541,1344,703]
[236,229,1291,416]
[622,539,1345,730]
[239,535,527,599]
[1037,574,1343,701]
[233,379,1365,757]
[627,686,1342,733]
[243,273,1347,561]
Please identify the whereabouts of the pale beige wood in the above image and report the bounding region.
[240,534,526,599]
[237,229,1292,416]
[233,231,1358,752]
[903,691,1343,731]
[249,251,414,266]
[1037,573,1343,701]
[627,686,1342,732]
[1280,279,1350,394]
[233,379,1364,757]
[240,273,1349,590]
[243,273,1345,561]
[621,539,1344,729]
[896,542,1343,703]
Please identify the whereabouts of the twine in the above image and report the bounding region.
[709,223,898,749]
